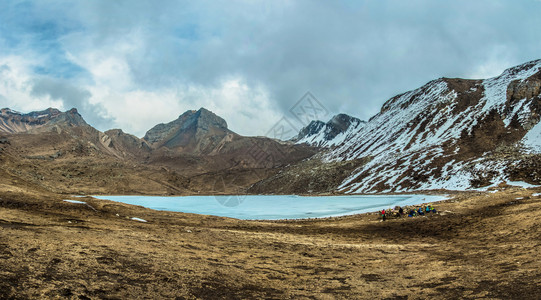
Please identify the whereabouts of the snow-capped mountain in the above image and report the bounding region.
[325,59,541,193]
[294,114,365,148]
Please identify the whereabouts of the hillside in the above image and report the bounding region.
[331,59,541,192]
[253,59,541,194]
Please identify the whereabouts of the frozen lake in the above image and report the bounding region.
[93,194,447,220]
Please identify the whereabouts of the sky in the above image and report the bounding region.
[1,0,541,138]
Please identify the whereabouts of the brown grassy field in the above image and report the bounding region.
[1,183,540,299]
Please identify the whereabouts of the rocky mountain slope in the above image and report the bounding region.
[251,59,541,194]
[294,113,365,148]
[0,107,152,160]
[325,59,541,193]
[144,108,232,154]
[3,59,541,195]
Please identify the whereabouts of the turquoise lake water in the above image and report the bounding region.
[92,194,446,220]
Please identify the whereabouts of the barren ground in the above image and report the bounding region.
[1,184,540,299]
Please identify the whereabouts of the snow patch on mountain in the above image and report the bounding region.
[481,60,541,114]
[522,121,541,153]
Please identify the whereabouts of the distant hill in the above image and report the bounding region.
[0,108,86,134]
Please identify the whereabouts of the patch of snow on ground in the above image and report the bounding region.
[503,98,528,126]
[507,181,540,188]
[64,200,86,204]
[131,217,147,222]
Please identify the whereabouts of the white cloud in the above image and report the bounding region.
[62,30,143,92]
[2,0,541,138]
[0,55,63,111]
[179,78,282,137]
[61,28,283,136]
[465,46,516,79]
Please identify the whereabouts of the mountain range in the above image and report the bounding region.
[2,59,541,195]
[0,106,316,195]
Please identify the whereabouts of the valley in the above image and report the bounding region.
[1,59,541,299]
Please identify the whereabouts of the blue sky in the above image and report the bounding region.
[1,0,541,137]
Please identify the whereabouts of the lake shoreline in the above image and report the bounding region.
[90,194,449,220]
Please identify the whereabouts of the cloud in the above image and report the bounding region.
[0,55,114,130]
[1,0,541,137]
[84,76,282,137]
[0,55,63,111]
[30,76,115,129]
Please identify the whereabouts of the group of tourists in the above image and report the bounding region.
[380,204,437,221]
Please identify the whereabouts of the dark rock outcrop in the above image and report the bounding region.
[294,113,365,148]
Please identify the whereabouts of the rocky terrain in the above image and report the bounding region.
[144,108,231,154]
[4,60,541,196]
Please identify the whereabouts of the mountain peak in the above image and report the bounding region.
[1,108,22,116]
[295,113,365,148]
[496,59,541,79]
[143,108,232,153]
[194,107,228,130]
